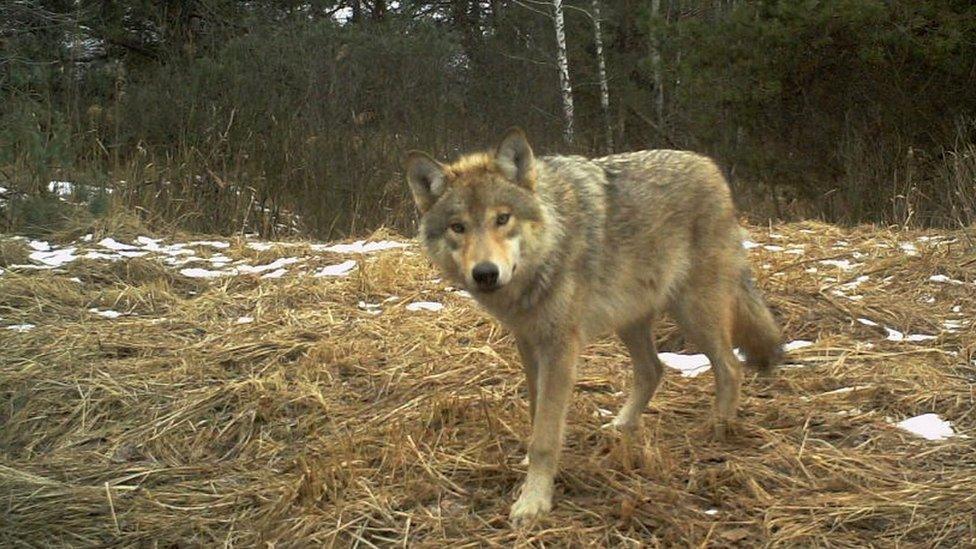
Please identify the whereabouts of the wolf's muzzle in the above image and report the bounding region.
[472,262,500,291]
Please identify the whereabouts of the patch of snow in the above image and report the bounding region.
[904,333,937,342]
[180,267,230,278]
[763,245,785,252]
[943,320,965,332]
[237,257,302,274]
[30,247,78,267]
[6,324,36,332]
[704,509,719,516]
[235,316,254,324]
[840,275,870,290]
[358,301,383,314]
[28,240,51,251]
[247,242,275,251]
[406,301,445,312]
[899,242,919,255]
[857,318,879,327]
[88,308,124,319]
[260,268,288,279]
[313,240,409,254]
[48,181,74,196]
[929,274,964,285]
[784,340,814,351]
[951,305,961,313]
[742,240,761,250]
[896,414,954,441]
[98,237,139,251]
[659,353,711,377]
[69,277,82,283]
[313,260,358,277]
[785,248,805,255]
[819,259,857,270]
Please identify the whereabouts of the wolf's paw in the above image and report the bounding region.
[509,484,553,525]
[609,413,640,432]
[713,419,738,441]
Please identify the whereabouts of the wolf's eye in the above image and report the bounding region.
[449,222,466,234]
[496,213,511,226]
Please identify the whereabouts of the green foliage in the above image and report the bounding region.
[1,0,974,234]
[650,0,976,224]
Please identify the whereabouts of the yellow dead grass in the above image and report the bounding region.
[1,222,974,546]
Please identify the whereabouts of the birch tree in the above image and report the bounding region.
[552,0,575,145]
[592,0,613,153]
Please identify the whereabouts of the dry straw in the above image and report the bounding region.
[1,221,974,546]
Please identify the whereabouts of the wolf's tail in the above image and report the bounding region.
[733,268,783,373]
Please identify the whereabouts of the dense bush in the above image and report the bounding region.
[1,1,973,237]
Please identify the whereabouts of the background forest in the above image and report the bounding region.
[2,0,975,238]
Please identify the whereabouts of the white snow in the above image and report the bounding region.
[48,181,74,196]
[406,301,445,312]
[313,260,358,277]
[704,509,719,516]
[180,267,231,278]
[29,247,78,267]
[896,413,954,441]
[98,237,139,251]
[88,308,124,319]
[929,274,964,285]
[784,340,814,351]
[235,316,255,324]
[742,240,761,250]
[763,245,785,252]
[313,240,409,254]
[260,268,288,279]
[819,259,857,270]
[28,240,51,251]
[899,242,919,255]
[6,324,36,332]
[237,257,302,274]
[857,318,879,327]
[659,353,712,377]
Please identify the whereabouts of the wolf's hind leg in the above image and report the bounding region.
[672,289,742,440]
[612,316,664,431]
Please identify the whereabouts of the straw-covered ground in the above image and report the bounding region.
[1,220,974,547]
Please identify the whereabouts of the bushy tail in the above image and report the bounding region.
[733,268,783,373]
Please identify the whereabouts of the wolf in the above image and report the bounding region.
[403,128,783,524]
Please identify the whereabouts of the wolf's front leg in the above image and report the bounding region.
[510,330,580,525]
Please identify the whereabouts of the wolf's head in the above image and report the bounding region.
[404,128,545,295]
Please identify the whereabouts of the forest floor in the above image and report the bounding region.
[1,220,974,546]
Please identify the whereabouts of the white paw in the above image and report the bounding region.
[509,483,552,525]
[608,412,639,432]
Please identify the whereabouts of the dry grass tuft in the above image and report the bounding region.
[0,238,31,267]
[1,222,974,546]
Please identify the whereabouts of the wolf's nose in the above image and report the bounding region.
[472,262,500,289]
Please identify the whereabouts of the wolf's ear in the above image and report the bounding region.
[495,127,536,191]
[404,151,447,213]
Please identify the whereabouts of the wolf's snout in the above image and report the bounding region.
[472,262,500,290]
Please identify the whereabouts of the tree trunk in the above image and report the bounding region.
[552,0,575,145]
[592,0,613,153]
[650,0,664,126]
